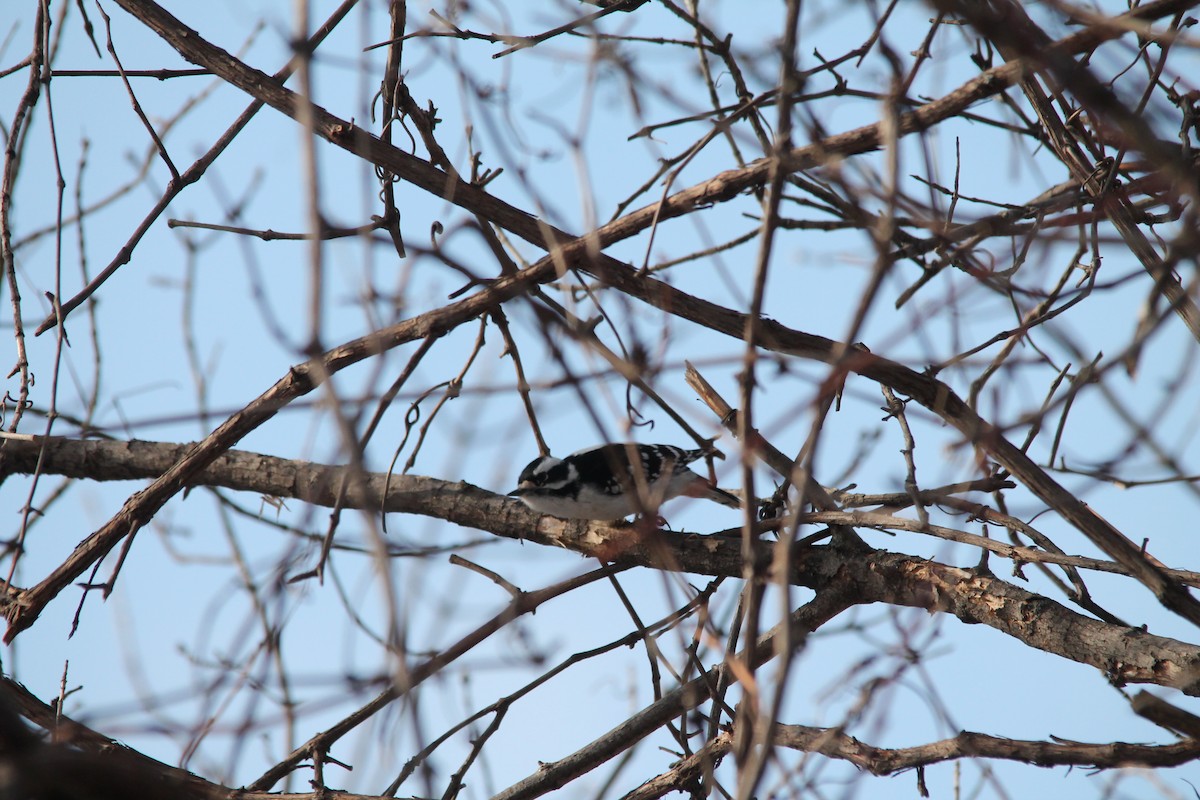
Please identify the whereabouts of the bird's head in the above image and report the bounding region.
[508,453,572,498]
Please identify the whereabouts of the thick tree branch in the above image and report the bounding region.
[3,435,1197,696]
[0,677,223,800]
[773,723,1200,774]
[622,724,1200,798]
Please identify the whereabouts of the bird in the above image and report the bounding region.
[508,443,740,520]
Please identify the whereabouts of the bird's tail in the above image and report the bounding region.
[683,478,742,509]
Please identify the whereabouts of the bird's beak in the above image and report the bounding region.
[507,487,526,497]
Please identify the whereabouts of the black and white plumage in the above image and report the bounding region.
[508,443,740,520]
